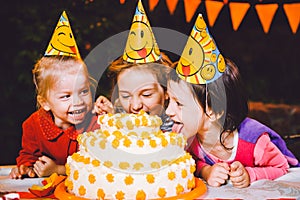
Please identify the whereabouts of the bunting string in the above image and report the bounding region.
[120,0,300,34]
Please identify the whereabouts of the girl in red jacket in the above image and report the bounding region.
[9,11,100,179]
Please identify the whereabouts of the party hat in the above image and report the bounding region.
[44,11,81,58]
[123,0,161,63]
[176,14,225,84]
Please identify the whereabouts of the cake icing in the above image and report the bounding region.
[65,111,196,200]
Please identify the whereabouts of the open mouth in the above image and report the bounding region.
[129,42,148,58]
[69,108,86,115]
[68,108,87,122]
[172,121,184,133]
[180,62,191,76]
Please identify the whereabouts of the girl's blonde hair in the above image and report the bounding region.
[32,56,96,109]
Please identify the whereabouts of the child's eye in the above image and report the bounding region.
[176,101,183,107]
[142,93,152,97]
[60,94,70,99]
[121,95,130,99]
[81,89,90,95]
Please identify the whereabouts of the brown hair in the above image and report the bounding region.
[168,58,249,149]
[32,56,96,108]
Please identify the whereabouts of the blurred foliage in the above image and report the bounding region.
[0,0,299,164]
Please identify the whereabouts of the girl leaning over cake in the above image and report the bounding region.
[9,11,100,179]
[93,0,174,132]
[165,14,299,188]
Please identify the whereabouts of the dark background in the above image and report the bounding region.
[0,0,299,165]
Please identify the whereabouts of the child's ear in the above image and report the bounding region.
[164,93,169,100]
[37,95,51,111]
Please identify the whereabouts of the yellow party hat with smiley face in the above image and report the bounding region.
[44,11,81,58]
[176,14,225,84]
[123,0,161,63]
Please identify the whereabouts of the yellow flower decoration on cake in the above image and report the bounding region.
[137,139,144,147]
[83,157,90,164]
[146,174,155,184]
[115,191,125,200]
[158,188,167,198]
[45,11,80,58]
[73,170,79,180]
[91,159,100,167]
[104,161,113,168]
[97,189,105,200]
[99,139,106,149]
[133,162,144,171]
[151,162,160,169]
[65,178,73,190]
[124,175,134,185]
[176,14,225,84]
[190,165,196,173]
[88,174,96,184]
[78,185,86,196]
[136,190,146,200]
[187,178,196,189]
[126,120,134,130]
[149,139,157,148]
[113,130,123,139]
[112,138,120,148]
[123,0,161,63]
[135,118,141,126]
[106,174,114,182]
[168,171,176,180]
[176,184,184,195]
[161,159,169,166]
[119,162,130,170]
[181,169,188,178]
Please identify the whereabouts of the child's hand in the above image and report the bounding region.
[202,163,230,187]
[93,95,113,115]
[9,165,36,179]
[229,161,250,188]
[33,156,58,177]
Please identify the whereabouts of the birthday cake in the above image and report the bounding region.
[65,111,196,199]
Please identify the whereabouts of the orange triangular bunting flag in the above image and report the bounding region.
[205,0,224,27]
[166,0,179,15]
[149,0,159,11]
[184,0,201,23]
[255,4,278,33]
[229,2,250,31]
[120,0,125,4]
[283,3,300,34]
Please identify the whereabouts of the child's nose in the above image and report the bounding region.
[131,96,143,111]
[73,95,83,105]
[165,103,173,117]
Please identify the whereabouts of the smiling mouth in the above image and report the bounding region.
[69,108,86,115]
[180,62,191,76]
[129,42,149,58]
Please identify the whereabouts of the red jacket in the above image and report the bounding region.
[16,108,100,167]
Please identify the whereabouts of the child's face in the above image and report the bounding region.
[43,67,92,128]
[166,79,206,139]
[117,68,166,115]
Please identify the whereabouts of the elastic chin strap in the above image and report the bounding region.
[205,83,209,114]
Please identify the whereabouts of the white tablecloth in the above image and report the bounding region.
[0,166,44,193]
[1,166,300,199]
[202,167,300,200]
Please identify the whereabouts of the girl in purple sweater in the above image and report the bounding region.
[165,14,299,188]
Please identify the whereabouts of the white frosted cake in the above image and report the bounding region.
[65,111,196,200]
